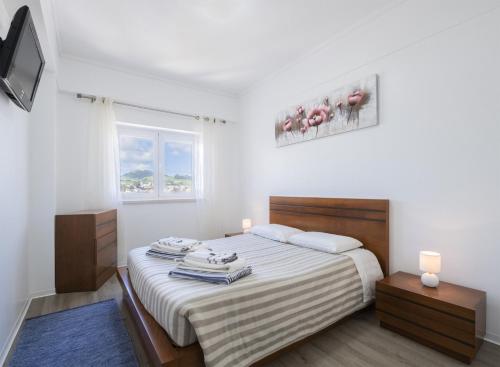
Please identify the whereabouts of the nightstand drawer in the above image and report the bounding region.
[376,272,486,364]
[377,280,475,321]
[376,291,475,345]
[378,312,476,362]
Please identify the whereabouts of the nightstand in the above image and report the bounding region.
[225,232,243,237]
[376,272,486,364]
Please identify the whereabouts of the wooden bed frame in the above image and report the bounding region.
[117,196,389,367]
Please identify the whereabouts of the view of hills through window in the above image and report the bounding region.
[119,135,193,194]
[164,142,193,193]
[119,136,154,193]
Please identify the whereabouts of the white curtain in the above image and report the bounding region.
[84,98,119,209]
[196,119,222,239]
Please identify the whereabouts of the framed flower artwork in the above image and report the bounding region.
[275,74,378,147]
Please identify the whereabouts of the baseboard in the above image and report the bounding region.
[0,288,56,366]
[485,332,500,346]
[30,288,55,299]
[0,297,32,366]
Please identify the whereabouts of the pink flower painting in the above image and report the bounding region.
[347,89,366,123]
[300,118,309,134]
[305,104,331,136]
[282,118,293,132]
[274,74,378,147]
[307,105,330,126]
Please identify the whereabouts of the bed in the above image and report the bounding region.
[117,196,390,367]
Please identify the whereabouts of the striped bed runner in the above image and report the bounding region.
[128,234,365,367]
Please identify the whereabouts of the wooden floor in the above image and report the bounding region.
[8,275,500,367]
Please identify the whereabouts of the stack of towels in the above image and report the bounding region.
[146,237,208,260]
[169,250,252,285]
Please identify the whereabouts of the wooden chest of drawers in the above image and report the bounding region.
[55,209,117,293]
[376,272,486,364]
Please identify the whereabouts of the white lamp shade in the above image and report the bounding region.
[242,218,252,231]
[419,251,441,274]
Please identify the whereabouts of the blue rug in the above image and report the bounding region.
[9,299,139,367]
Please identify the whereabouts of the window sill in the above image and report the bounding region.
[121,198,197,205]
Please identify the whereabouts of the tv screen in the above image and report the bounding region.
[0,6,45,112]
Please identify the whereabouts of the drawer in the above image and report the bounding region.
[95,219,116,238]
[96,241,117,276]
[376,291,475,346]
[377,311,475,360]
[96,231,117,252]
[95,210,117,226]
[377,281,475,321]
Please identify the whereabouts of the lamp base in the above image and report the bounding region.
[421,272,439,287]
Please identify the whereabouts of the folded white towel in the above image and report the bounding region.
[175,264,231,273]
[158,237,200,248]
[185,250,237,265]
[151,241,208,254]
[169,266,253,285]
[179,257,246,272]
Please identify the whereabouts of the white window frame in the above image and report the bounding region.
[117,122,199,202]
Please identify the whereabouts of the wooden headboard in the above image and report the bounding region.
[269,196,389,275]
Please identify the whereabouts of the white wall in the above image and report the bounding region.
[0,69,57,367]
[239,0,500,343]
[56,58,242,266]
[0,1,59,361]
[58,56,238,118]
[0,79,30,364]
[27,72,57,297]
[0,1,56,362]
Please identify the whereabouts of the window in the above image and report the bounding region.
[117,124,199,201]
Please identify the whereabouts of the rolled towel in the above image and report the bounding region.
[179,257,247,272]
[185,250,237,265]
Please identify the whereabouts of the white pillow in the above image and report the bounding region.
[249,224,303,243]
[288,232,363,253]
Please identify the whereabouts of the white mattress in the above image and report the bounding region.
[128,234,382,367]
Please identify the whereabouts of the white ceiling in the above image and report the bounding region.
[53,0,395,94]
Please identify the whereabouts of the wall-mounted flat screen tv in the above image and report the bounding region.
[0,6,45,112]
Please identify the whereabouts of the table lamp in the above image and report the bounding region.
[419,251,441,287]
[242,218,252,233]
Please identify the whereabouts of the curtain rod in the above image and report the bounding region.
[76,93,227,124]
